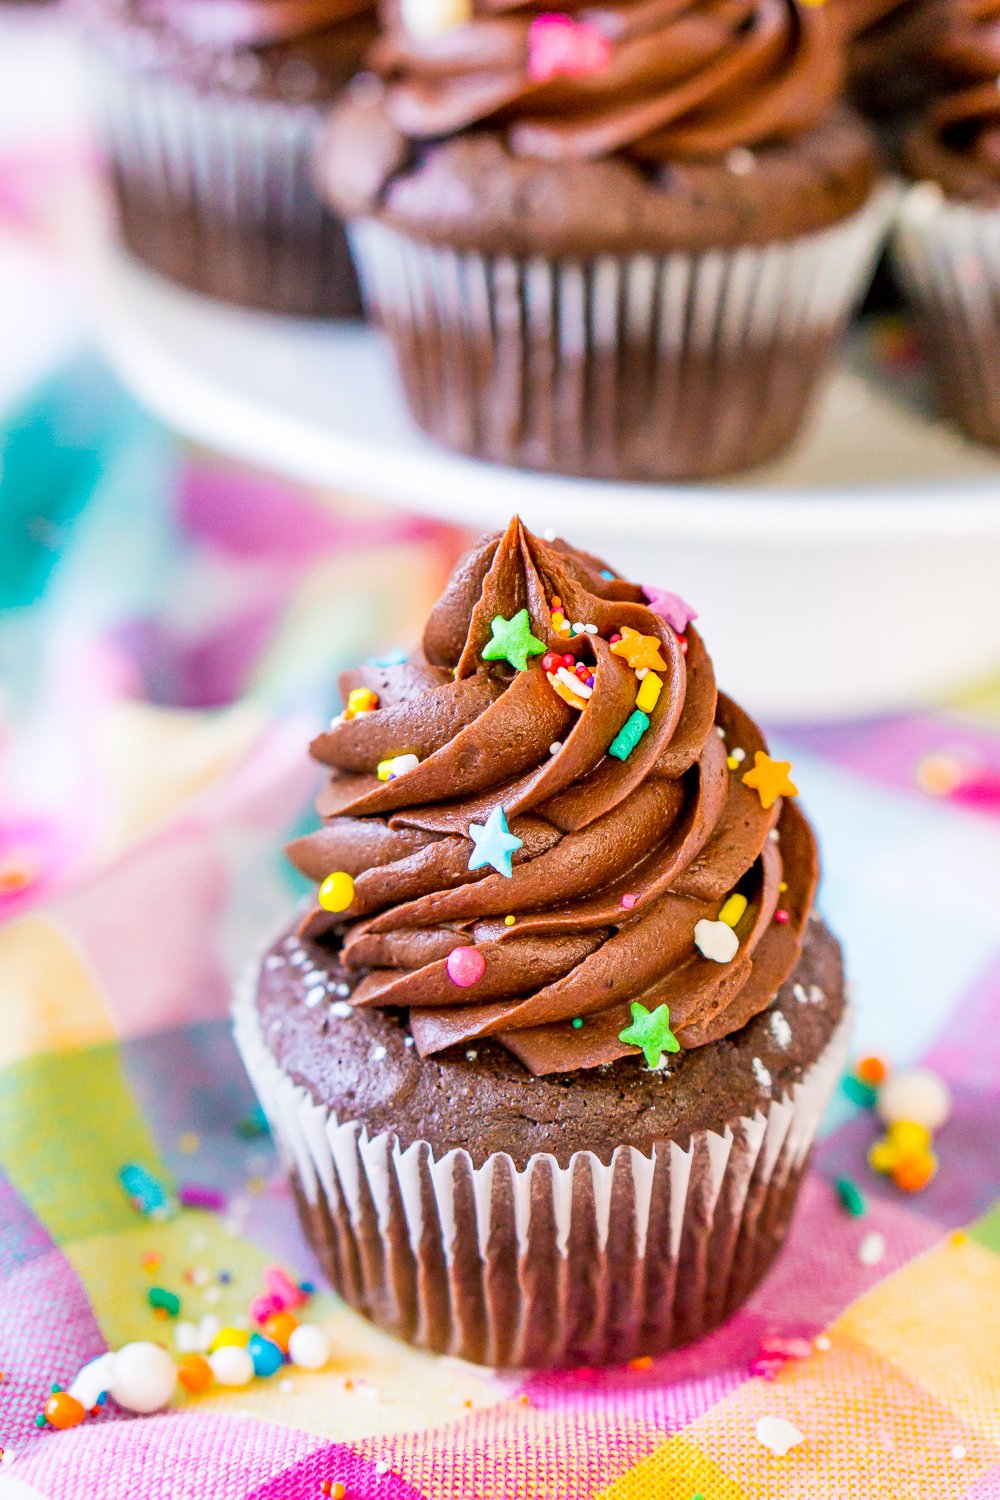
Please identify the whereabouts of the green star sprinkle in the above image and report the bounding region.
[482,609,546,672]
[618,1001,680,1068]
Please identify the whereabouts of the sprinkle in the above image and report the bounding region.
[752,1057,772,1089]
[178,1185,226,1212]
[635,667,649,680]
[148,1286,181,1317]
[730,746,746,763]
[618,1001,679,1068]
[718,893,747,928]
[377,753,419,782]
[892,1151,937,1192]
[878,1068,951,1130]
[726,756,740,770]
[742,752,799,810]
[814,1334,831,1351]
[318,872,355,913]
[556,665,592,699]
[628,1355,653,1370]
[547,671,589,710]
[526,12,612,83]
[621,893,638,911]
[858,1231,886,1266]
[835,1175,867,1217]
[769,828,780,842]
[330,1001,352,1019]
[774,909,789,924]
[755,1415,805,1456]
[375,1462,390,1476]
[856,1055,888,1086]
[770,1011,792,1047]
[726,145,756,176]
[694,918,739,963]
[504,914,516,926]
[608,710,650,761]
[465,1049,478,1061]
[368,648,407,667]
[371,1045,387,1062]
[570,622,585,635]
[841,1074,878,1108]
[642,587,698,634]
[482,609,546,672]
[600,569,614,580]
[344,687,379,719]
[610,626,667,672]
[549,741,562,756]
[468,805,523,877]
[305,986,326,1009]
[584,623,599,635]
[572,1018,583,1029]
[446,946,486,988]
[635,671,662,714]
[320,1482,347,1498]
[951,1444,967,1461]
[237,1106,270,1138]
[120,1163,174,1220]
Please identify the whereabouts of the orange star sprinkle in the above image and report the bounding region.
[610,626,667,672]
[741,751,798,810]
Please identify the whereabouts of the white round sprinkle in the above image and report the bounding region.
[755,1415,804,1456]
[951,1444,967,1461]
[305,986,326,1009]
[726,146,756,176]
[375,1462,390,1476]
[465,1049,478,1061]
[543,528,556,541]
[372,1045,387,1062]
[203,1286,221,1306]
[878,1069,951,1131]
[809,983,825,1003]
[571,622,585,635]
[549,742,562,757]
[694,918,739,963]
[730,746,746,763]
[288,1324,330,1371]
[716,725,727,738]
[110,1342,178,1414]
[330,1001,352,1019]
[335,982,351,997]
[814,1334,831,1351]
[635,667,649,680]
[768,828,780,842]
[859,1231,886,1267]
[752,1057,772,1089]
[265,955,283,970]
[584,623,599,635]
[770,1011,792,1048]
[209,1345,255,1387]
[404,1036,415,1047]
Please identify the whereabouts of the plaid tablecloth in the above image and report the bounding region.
[1,19,999,1496]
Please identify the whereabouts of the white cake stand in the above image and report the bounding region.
[92,251,1000,721]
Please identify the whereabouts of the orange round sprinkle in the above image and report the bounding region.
[892,1152,936,1193]
[463,1399,473,1408]
[177,1353,214,1395]
[628,1355,653,1370]
[44,1392,86,1430]
[856,1055,888,1087]
[950,1230,968,1247]
[320,1484,346,1499]
[263,1311,298,1353]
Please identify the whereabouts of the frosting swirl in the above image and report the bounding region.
[923,0,1000,169]
[369,0,844,161]
[289,519,818,1077]
[136,0,372,47]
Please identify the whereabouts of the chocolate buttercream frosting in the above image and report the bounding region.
[902,0,1000,199]
[369,0,843,163]
[288,519,818,1077]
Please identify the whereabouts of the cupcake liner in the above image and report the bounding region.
[349,188,893,479]
[892,183,1000,445]
[88,53,362,318]
[234,971,851,1369]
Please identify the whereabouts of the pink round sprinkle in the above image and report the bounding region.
[621,893,638,911]
[446,946,486,988]
[774,909,789,924]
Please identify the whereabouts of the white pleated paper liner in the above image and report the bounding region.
[348,186,895,480]
[87,52,361,318]
[893,181,1000,446]
[234,966,851,1370]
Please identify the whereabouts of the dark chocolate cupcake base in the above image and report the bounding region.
[236,916,848,1368]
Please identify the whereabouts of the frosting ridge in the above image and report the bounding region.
[289,518,818,1076]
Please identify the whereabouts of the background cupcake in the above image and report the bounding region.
[79,0,378,316]
[318,0,887,480]
[893,0,1000,444]
[235,518,850,1369]
[832,0,948,125]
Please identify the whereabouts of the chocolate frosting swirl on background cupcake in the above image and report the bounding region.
[372,0,842,162]
[289,519,817,1077]
[903,0,1000,198]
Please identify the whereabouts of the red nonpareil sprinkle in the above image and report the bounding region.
[774,909,789,924]
[541,652,561,673]
[609,633,622,644]
[561,654,574,668]
[621,893,638,910]
[574,661,591,681]
[678,635,688,655]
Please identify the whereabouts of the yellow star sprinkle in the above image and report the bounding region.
[610,627,667,672]
[741,751,798,810]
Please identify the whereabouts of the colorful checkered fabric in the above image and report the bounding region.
[2,390,1000,1498]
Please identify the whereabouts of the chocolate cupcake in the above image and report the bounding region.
[315,0,888,479]
[79,0,378,316]
[893,1,1000,443]
[832,0,947,124]
[234,518,850,1368]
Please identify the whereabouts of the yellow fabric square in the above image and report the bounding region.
[0,915,114,1067]
[664,1332,998,1499]
[835,1235,1000,1443]
[0,1043,164,1242]
[596,1433,748,1500]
